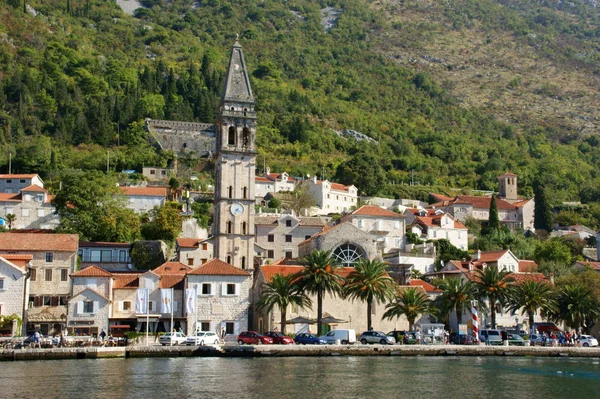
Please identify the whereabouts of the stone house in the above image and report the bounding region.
[79,241,132,272]
[110,272,143,332]
[0,174,44,193]
[0,233,78,336]
[254,169,296,199]
[340,205,405,254]
[0,254,31,336]
[176,237,213,268]
[404,209,468,250]
[302,177,358,215]
[142,167,175,182]
[68,265,112,336]
[119,186,168,214]
[0,179,59,230]
[255,214,327,262]
[252,261,407,335]
[185,259,251,336]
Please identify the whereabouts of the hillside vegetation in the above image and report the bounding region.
[0,0,599,207]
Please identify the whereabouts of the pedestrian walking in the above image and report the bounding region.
[33,330,41,348]
[100,329,107,340]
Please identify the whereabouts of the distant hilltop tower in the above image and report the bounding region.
[212,41,257,271]
[498,172,518,204]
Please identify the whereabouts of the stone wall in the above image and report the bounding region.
[0,261,26,318]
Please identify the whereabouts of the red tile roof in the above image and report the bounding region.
[119,186,167,197]
[159,275,186,289]
[261,265,304,282]
[511,273,547,283]
[112,273,142,289]
[330,182,351,192]
[255,176,272,183]
[153,262,192,275]
[0,253,32,269]
[72,265,113,278]
[0,233,79,252]
[476,250,509,263]
[351,205,402,218]
[409,279,441,293]
[187,258,250,276]
[0,193,21,202]
[498,172,517,178]
[576,261,600,271]
[21,184,46,193]
[0,174,38,179]
[176,238,203,248]
[429,193,454,202]
[266,173,296,182]
[518,260,538,273]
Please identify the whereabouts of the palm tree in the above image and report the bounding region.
[256,273,312,334]
[549,284,600,332]
[5,213,16,230]
[472,266,514,329]
[344,258,396,330]
[382,287,431,331]
[508,280,556,332]
[437,278,475,326]
[294,250,344,335]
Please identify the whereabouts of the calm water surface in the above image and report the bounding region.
[1,356,599,398]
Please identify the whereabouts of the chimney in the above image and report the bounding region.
[312,175,318,184]
[468,262,473,272]
[474,249,481,260]
[265,167,270,176]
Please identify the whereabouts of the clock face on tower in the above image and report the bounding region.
[230,202,244,216]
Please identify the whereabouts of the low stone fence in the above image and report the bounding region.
[2,344,600,362]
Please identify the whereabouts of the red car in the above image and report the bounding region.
[263,331,295,345]
[237,331,273,345]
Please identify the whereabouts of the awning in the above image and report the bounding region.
[110,325,132,329]
[321,313,348,325]
[287,316,317,324]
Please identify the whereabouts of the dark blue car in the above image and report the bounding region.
[294,333,326,345]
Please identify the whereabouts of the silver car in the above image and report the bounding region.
[359,330,396,345]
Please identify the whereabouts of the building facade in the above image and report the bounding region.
[79,242,132,272]
[304,177,358,215]
[341,205,405,254]
[68,266,112,336]
[120,186,168,214]
[0,254,31,335]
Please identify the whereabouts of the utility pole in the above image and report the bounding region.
[8,152,11,174]
[106,151,110,172]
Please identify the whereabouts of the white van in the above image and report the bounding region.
[320,329,356,345]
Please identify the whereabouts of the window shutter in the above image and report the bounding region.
[234,322,239,335]
[93,301,99,314]
[235,283,240,296]
[77,301,83,315]
[221,283,227,296]
[211,283,216,296]
[173,301,178,312]
[118,301,123,311]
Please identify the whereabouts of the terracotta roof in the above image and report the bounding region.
[0,174,38,179]
[576,261,600,271]
[455,195,515,210]
[0,193,21,202]
[351,205,403,218]
[498,172,517,178]
[429,193,454,202]
[119,186,168,197]
[112,273,141,289]
[298,224,337,245]
[261,265,304,282]
[187,258,250,276]
[266,172,296,182]
[518,260,538,273]
[511,273,547,283]
[153,262,192,275]
[512,198,532,208]
[330,182,351,192]
[160,275,186,289]
[0,253,33,261]
[0,233,79,252]
[255,176,272,183]
[475,250,509,263]
[72,265,112,278]
[397,285,427,294]
[79,241,130,248]
[21,184,46,193]
[409,279,441,293]
[176,238,201,248]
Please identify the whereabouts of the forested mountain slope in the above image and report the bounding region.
[0,0,599,206]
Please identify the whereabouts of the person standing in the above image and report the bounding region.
[415,330,421,344]
[501,330,508,346]
[33,330,41,348]
[100,329,107,341]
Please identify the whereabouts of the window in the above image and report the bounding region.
[161,170,167,175]
[201,283,212,295]
[332,243,364,267]
[227,221,233,234]
[45,269,53,281]
[45,252,54,263]
[226,283,236,295]
[201,258,207,264]
[150,170,156,175]
[243,186,248,199]
[285,235,292,243]
[267,250,274,258]
[118,250,129,263]
[242,127,250,147]
[241,256,246,270]
[202,243,208,251]
[286,219,292,227]
[226,256,232,264]
[37,209,45,217]
[285,251,293,259]
[36,195,44,202]
[305,235,311,240]
[83,301,94,313]
[148,301,155,312]
[59,296,68,306]
[225,322,235,335]
[201,322,210,331]
[267,234,274,242]
[228,126,236,145]
[187,258,194,266]
[91,250,112,262]
[123,301,131,311]
[19,179,25,183]
[0,278,5,290]
[5,179,12,183]
[43,296,51,306]
[60,269,68,282]
[242,222,247,234]
[30,268,36,281]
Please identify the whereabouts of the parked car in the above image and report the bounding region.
[402,331,418,345]
[237,331,273,345]
[359,330,396,345]
[320,329,356,345]
[507,333,526,346]
[528,334,546,346]
[580,335,599,347]
[263,331,294,345]
[479,330,502,345]
[449,332,474,345]
[159,332,187,346]
[186,331,220,346]
[294,333,326,345]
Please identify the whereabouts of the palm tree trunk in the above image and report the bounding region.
[456,306,462,325]
[490,298,496,329]
[367,296,372,330]
[281,307,287,334]
[408,318,414,332]
[317,286,323,336]
[528,311,534,334]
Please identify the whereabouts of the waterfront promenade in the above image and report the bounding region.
[2,344,600,361]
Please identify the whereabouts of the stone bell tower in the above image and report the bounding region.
[212,41,256,270]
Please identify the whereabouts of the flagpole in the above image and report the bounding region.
[170,287,174,346]
[194,286,198,334]
[145,288,149,346]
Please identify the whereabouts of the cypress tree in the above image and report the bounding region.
[534,185,553,232]
[485,193,500,234]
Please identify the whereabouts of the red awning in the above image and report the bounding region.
[110,325,132,329]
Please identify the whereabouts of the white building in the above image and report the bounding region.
[341,205,405,254]
[176,237,213,267]
[0,254,31,336]
[404,209,468,250]
[186,258,251,336]
[255,169,296,199]
[0,177,59,230]
[0,174,44,193]
[119,186,168,214]
[68,265,112,336]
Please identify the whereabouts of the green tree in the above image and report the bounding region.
[433,239,470,268]
[293,250,344,335]
[534,185,553,232]
[472,266,514,329]
[534,239,572,266]
[5,214,16,230]
[436,278,475,326]
[343,258,396,330]
[484,193,500,234]
[256,273,312,334]
[335,149,388,196]
[382,287,432,331]
[141,202,183,243]
[507,280,557,332]
[286,186,316,216]
[549,284,600,332]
